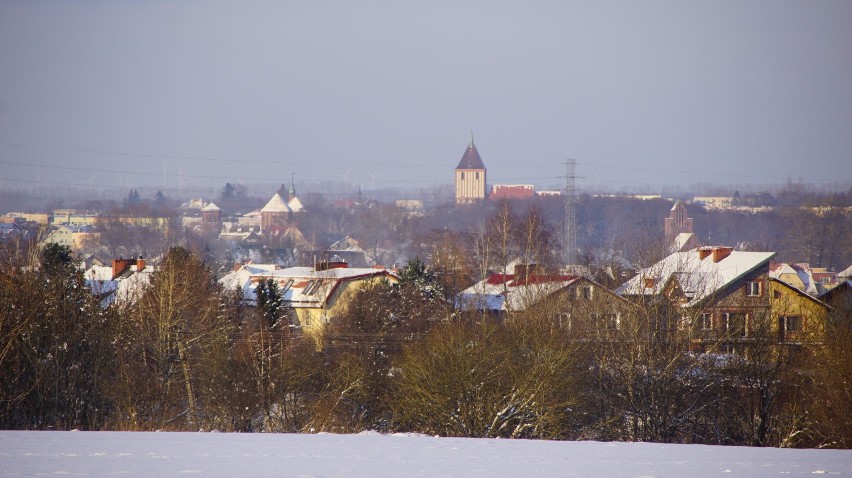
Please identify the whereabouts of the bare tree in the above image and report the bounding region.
[110,247,232,430]
[391,320,578,438]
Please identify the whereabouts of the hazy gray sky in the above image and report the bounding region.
[1,1,851,197]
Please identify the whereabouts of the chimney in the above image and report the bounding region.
[698,247,713,260]
[136,255,145,272]
[513,264,538,281]
[112,258,128,279]
[712,246,733,263]
[644,277,656,289]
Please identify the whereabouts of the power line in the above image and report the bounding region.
[1,139,843,184]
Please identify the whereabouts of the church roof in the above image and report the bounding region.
[288,196,304,212]
[261,193,291,213]
[455,137,485,170]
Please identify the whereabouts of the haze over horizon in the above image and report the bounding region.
[1,1,851,197]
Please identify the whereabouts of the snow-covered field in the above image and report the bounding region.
[1,431,850,477]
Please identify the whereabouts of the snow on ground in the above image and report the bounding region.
[1,431,850,477]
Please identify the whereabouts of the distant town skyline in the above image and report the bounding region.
[1,2,851,195]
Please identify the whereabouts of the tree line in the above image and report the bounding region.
[1,239,850,448]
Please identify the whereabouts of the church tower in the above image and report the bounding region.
[664,200,696,251]
[454,133,487,204]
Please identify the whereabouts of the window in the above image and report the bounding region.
[746,281,762,297]
[580,286,592,300]
[555,313,571,330]
[725,313,746,337]
[475,172,479,180]
[460,172,465,180]
[304,280,321,296]
[592,313,618,330]
[699,313,712,331]
[605,314,619,330]
[782,316,802,333]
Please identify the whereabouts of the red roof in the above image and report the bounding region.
[486,274,514,285]
[490,184,535,200]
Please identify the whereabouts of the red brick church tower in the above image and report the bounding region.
[664,200,696,251]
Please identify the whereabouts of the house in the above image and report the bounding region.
[201,202,222,229]
[0,221,29,242]
[489,184,535,200]
[769,278,830,343]
[692,196,733,210]
[237,210,262,228]
[40,225,100,252]
[770,262,838,297]
[220,260,399,334]
[454,134,487,204]
[617,246,829,351]
[819,280,852,324]
[456,264,635,336]
[322,236,375,268]
[41,225,75,249]
[536,190,562,197]
[84,256,156,307]
[179,198,207,210]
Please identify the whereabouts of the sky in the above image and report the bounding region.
[1,1,851,198]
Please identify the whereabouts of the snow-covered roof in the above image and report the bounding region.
[287,196,304,212]
[770,263,818,296]
[617,248,775,307]
[670,232,696,253]
[261,193,291,213]
[456,274,583,312]
[201,202,220,212]
[179,198,205,210]
[221,265,398,309]
[328,236,364,252]
[84,264,156,307]
[489,184,535,200]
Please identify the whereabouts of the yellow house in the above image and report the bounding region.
[40,225,75,249]
[222,261,399,339]
[72,231,100,250]
[769,278,830,344]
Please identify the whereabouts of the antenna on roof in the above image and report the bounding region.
[469,130,475,146]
